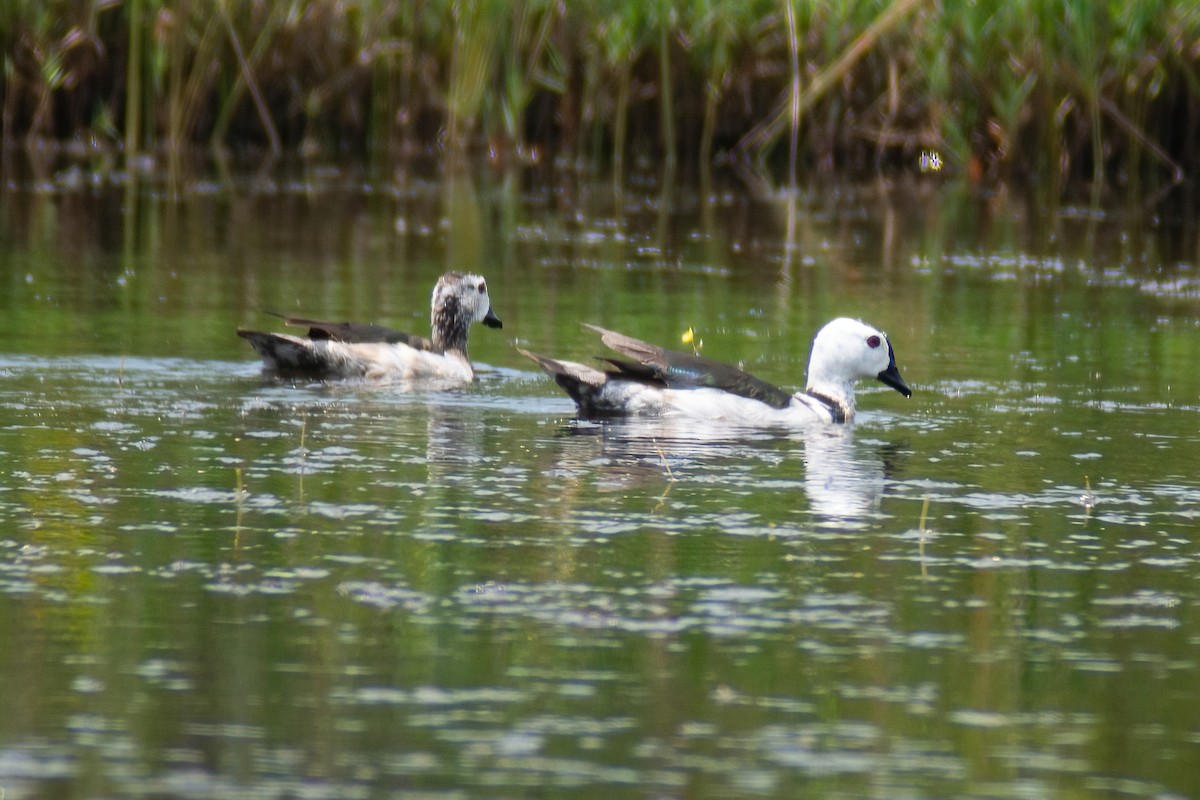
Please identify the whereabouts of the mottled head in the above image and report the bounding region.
[431,272,502,354]
[806,317,911,398]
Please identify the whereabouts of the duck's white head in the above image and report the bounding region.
[431,272,502,353]
[805,317,911,409]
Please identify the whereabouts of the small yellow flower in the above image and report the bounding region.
[681,327,702,353]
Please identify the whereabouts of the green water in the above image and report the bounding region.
[1,167,1198,799]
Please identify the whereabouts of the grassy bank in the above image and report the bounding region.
[2,0,1198,195]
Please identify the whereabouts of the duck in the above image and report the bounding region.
[238,271,502,382]
[520,317,911,425]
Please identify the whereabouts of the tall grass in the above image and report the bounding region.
[1,0,1197,197]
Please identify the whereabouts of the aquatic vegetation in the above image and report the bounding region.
[0,0,1197,197]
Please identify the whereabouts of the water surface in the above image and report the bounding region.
[1,168,1198,798]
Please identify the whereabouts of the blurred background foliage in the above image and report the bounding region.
[1,0,1198,196]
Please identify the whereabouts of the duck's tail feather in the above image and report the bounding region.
[238,330,328,375]
[520,348,615,413]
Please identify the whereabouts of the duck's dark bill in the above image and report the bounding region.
[483,309,503,329]
[876,341,911,397]
[877,364,911,397]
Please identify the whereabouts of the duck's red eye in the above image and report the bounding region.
[477,282,487,293]
[867,335,881,348]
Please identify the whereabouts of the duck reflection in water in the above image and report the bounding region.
[801,427,907,524]
[541,416,905,526]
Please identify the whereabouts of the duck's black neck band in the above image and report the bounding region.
[805,390,847,423]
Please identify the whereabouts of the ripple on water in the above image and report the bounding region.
[338,580,436,614]
[330,576,898,648]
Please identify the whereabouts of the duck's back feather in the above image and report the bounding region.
[273,314,439,352]
[587,324,793,410]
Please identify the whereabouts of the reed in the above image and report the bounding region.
[0,0,1196,197]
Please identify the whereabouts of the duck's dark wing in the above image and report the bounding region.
[272,314,438,351]
[586,324,794,410]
